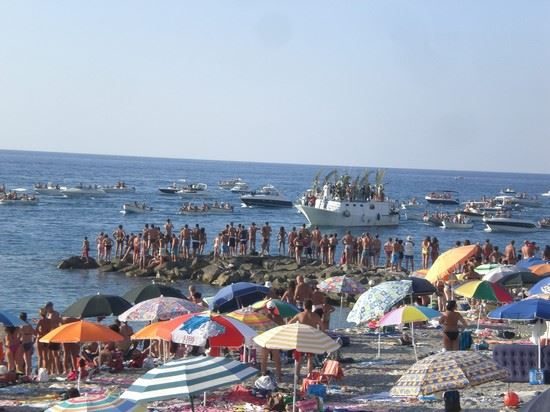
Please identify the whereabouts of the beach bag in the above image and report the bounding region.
[529,368,547,385]
[37,368,49,382]
[458,331,472,350]
[296,398,319,412]
[443,390,460,412]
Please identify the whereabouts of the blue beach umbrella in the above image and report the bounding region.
[529,277,550,296]
[211,282,269,313]
[488,298,550,321]
[517,257,548,269]
[0,310,25,327]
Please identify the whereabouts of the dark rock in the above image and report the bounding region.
[98,263,116,272]
[57,256,100,270]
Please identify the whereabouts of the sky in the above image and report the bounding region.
[0,1,549,173]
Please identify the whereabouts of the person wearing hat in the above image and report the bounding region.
[264,281,277,299]
[404,236,415,272]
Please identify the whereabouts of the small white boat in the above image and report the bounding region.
[122,202,153,214]
[218,178,243,190]
[230,181,250,194]
[539,218,550,229]
[61,185,106,197]
[500,188,516,195]
[102,182,136,194]
[425,190,459,205]
[484,217,539,233]
[177,183,208,196]
[442,215,474,229]
[0,195,39,205]
[241,185,293,208]
[541,191,550,197]
[34,183,64,196]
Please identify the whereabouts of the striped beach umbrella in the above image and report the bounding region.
[473,263,502,275]
[254,323,341,412]
[118,297,203,322]
[390,351,507,397]
[46,393,144,412]
[250,299,299,318]
[227,309,278,332]
[379,305,441,361]
[120,356,257,411]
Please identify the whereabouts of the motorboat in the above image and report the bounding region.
[102,182,136,194]
[34,183,64,196]
[61,185,107,197]
[241,185,293,208]
[295,172,400,227]
[425,190,459,205]
[122,202,153,214]
[179,202,234,215]
[442,215,474,229]
[500,188,516,195]
[513,193,542,208]
[459,206,486,220]
[400,198,423,209]
[0,193,39,205]
[541,190,550,197]
[218,178,243,190]
[177,183,208,196]
[230,181,250,194]
[539,218,550,229]
[159,183,182,194]
[422,213,444,227]
[484,217,539,233]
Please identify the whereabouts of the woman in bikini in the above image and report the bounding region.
[439,300,468,351]
[36,307,51,372]
[3,326,21,372]
[19,313,35,376]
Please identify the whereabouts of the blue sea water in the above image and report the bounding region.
[0,150,549,320]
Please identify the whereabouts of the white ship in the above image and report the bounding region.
[295,170,399,227]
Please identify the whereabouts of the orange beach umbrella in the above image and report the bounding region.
[39,320,123,343]
[529,264,550,277]
[425,245,477,284]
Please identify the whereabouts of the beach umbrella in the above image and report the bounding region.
[45,393,145,412]
[497,271,540,288]
[425,245,477,283]
[227,308,278,332]
[473,263,502,275]
[455,280,513,331]
[123,282,185,304]
[211,282,269,313]
[517,257,548,269]
[253,323,341,412]
[0,310,25,327]
[250,299,299,318]
[482,265,524,283]
[318,275,366,294]
[410,269,428,278]
[522,387,550,411]
[118,296,203,322]
[379,305,441,361]
[121,356,257,411]
[39,320,123,343]
[407,277,437,296]
[488,299,550,369]
[529,263,550,277]
[63,294,132,318]
[168,313,257,347]
[390,351,507,397]
[347,281,412,325]
[529,277,550,296]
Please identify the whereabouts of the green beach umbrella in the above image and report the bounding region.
[63,293,132,318]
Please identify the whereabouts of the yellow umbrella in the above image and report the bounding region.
[227,309,277,332]
[425,245,477,283]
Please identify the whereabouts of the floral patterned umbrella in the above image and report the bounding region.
[391,351,507,397]
[118,296,204,322]
[347,281,412,325]
[318,275,366,295]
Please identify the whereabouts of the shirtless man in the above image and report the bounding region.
[319,234,329,265]
[372,234,382,267]
[164,219,174,238]
[191,224,201,257]
[113,225,126,259]
[261,222,272,256]
[504,240,516,264]
[19,312,35,376]
[439,300,468,351]
[342,231,354,265]
[45,302,62,374]
[180,224,191,259]
[289,299,324,375]
[260,301,283,381]
[311,226,322,259]
[96,232,105,261]
[228,223,237,256]
[81,237,90,264]
[287,227,297,258]
[294,275,313,310]
[311,286,326,317]
[328,234,338,265]
[248,222,257,254]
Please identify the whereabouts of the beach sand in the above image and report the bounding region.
[1,325,546,411]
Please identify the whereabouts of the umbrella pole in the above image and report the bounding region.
[339,294,344,326]
[377,329,381,358]
[476,303,482,332]
[411,322,418,362]
[203,391,206,406]
[190,395,195,412]
[292,358,298,412]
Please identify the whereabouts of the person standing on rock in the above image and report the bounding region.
[81,237,90,264]
[294,275,312,311]
[113,225,126,259]
[261,222,272,256]
[372,234,381,268]
[404,236,415,272]
[248,222,257,254]
[311,226,322,260]
[96,231,105,261]
[180,224,191,260]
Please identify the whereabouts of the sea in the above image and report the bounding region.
[0,150,549,326]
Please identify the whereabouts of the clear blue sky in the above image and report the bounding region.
[1,1,549,173]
